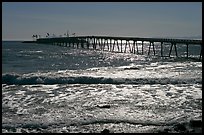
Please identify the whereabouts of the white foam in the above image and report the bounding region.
[2,60,202,85]
[24,84,59,91]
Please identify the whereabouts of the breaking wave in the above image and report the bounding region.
[2,73,201,85]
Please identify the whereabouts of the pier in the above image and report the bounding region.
[33,36,202,60]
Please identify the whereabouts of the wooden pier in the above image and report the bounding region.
[34,36,202,60]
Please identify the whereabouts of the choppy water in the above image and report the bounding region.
[2,41,202,133]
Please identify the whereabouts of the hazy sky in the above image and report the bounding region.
[2,2,202,40]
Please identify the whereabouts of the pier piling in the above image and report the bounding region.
[34,36,202,60]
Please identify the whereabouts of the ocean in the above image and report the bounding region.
[2,41,202,133]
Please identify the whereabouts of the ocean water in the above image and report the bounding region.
[2,41,202,133]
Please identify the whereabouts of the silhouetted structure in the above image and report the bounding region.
[26,36,202,60]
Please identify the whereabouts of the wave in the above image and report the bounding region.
[2,73,201,85]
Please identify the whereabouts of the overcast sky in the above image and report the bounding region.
[2,2,202,41]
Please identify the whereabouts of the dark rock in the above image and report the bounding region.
[157,130,168,133]
[96,104,110,108]
[174,123,186,132]
[189,129,195,133]
[157,128,171,133]
[11,128,16,132]
[21,129,28,133]
[190,119,202,127]
[41,124,48,129]
[36,128,42,131]
[101,129,110,134]
[124,67,140,70]
[164,128,171,132]
[61,130,68,133]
